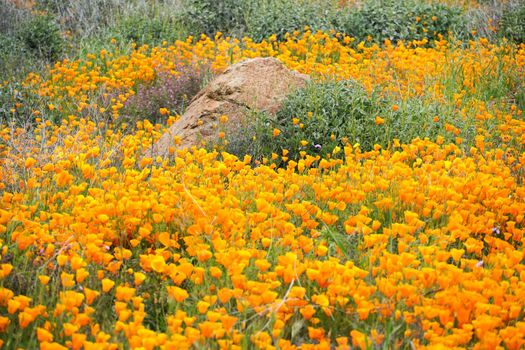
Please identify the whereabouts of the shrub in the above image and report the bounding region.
[245,0,338,42]
[182,0,340,41]
[182,0,469,44]
[338,0,468,44]
[274,80,378,154]
[114,14,187,46]
[224,80,452,163]
[0,34,23,79]
[499,3,525,44]
[0,3,44,81]
[182,0,250,38]
[18,15,64,61]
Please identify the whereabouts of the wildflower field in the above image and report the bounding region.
[1,0,525,349]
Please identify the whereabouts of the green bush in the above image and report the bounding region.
[19,15,64,61]
[114,14,187,46]
[338,0,468,44]
[274,80,377,154]
[224,80,452,163]
[500,3,525,44]
[182,0,250,38]
[0,34,24,80]
[245,0,337,42]
[182,0,469,44]
[182,0,340,41]
[0,3,44,81]
[0,34,16,53]
[0,37,50,83]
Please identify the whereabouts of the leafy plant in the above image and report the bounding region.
[114,14,187,46]
[338,0,469,44]
[182,0,341,41]
[0,3,47,81]
[499,2,525,44]
[274,80,378,153]
[0,34,24,79]
[182,0,251,38]
[245,0,338,42]
[224,79,453,163]
[18,15,64,61]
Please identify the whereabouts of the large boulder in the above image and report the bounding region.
[146,57,309,157]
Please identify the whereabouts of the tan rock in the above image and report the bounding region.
[146,57,309,157]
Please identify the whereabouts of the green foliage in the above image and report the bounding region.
[183,0,470,45]
[245,0,337,42]
[182,0,340,41]
[0,34,18,58]
[0,4,44,81]
[500,3,525,44]
[0,34,24,78]
[275,80,378,154]
[182,0,250,38]
[338,0,468,44]
[18,15,64,61]
[113,14,187,46]
[224,80,452,163]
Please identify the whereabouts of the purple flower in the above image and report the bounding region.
[314,144,322,149]
[118,64,208,123]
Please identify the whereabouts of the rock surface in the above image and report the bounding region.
[146,57,309,157]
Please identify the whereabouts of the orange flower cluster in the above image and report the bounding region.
[1,32,525,349]
[1,116,525,348]
[23,31,525,117]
